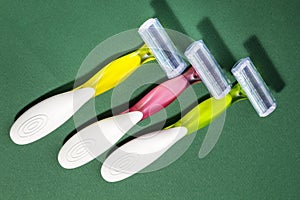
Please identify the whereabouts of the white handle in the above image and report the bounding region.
[10,87,95,145]
[101,127,187,182]
[58,111,143,169]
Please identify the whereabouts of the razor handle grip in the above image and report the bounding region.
[77,45,154,97]
[169,94,233,135]
[122,67,200,120]
[122,75,189,119]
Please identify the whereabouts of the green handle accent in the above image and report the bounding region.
[166,83,247,135]
[172,95,233,135]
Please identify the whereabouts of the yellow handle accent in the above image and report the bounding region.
[76,44,154,96]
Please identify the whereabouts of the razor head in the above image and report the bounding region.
[138,18,187,79]
[184,40,231,99]
[231,57,277,117]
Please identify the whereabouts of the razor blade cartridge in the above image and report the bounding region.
[139,18,187,79]
[185,40,231,99]
[231,57,276,117]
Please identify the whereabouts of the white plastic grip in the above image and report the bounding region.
[10,88,95,145]
[101,127,187,182]
[58,111,143,169]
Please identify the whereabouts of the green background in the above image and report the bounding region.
[1,0,299,199]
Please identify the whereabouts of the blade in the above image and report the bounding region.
[101,127,187,182]
[58,111,143,169]
[10,87,95,145]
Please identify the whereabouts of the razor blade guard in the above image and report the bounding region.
[138,18,187,79]
[184,40,231,99]
[231,57,276,117]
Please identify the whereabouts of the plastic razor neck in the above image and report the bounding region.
[229,83,247,104]
[182,67,201,84]
[137,44,155,64]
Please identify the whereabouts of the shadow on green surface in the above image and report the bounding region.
[14,80,74,122]
[197,17,236,72]
[151,0,236,74]
[151,0,194,54]
[151,0,187,34]
[244,35,285,92]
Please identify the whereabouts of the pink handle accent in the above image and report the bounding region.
[122,67,201,119]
